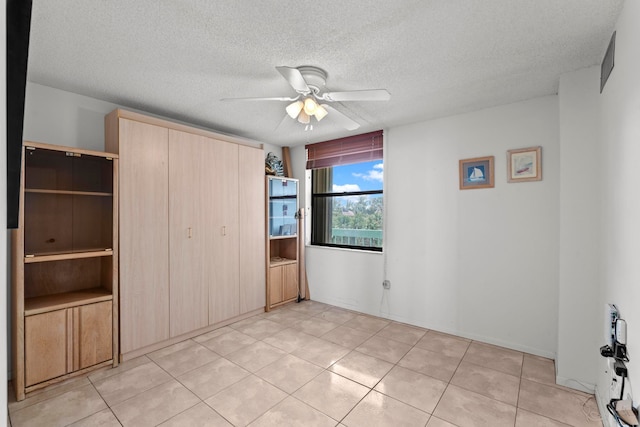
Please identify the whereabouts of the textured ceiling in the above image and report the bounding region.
[27,0,623,146]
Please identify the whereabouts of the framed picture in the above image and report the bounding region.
[507,146,542,183]
[459,156,494,190]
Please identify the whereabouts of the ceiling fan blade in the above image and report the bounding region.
[321,89,391,102]
[221,96,299,102]
[276,66,311,94]
[323,105,360,131]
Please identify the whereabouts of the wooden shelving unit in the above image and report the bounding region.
[24,289,113,316]
[266,176,299,310]
[11,141,119,401]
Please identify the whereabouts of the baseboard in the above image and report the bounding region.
[595,384,614,427]
[120,308,264,361]
[312,297,557,360]
[556,375,595,394]
[448,330,556,360]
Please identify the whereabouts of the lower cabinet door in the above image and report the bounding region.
[269,264,298,307]
[24,301,113,387]
[283,264,299,301]
[76,302,113,370]
[269,266,283,306]
[25,310,68,387]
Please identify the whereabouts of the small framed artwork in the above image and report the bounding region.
[459,156,494,190]
[507,146,542,183]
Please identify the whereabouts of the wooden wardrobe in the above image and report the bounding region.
[105,109,265,360]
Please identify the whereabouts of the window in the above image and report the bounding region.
[306,131,383,251]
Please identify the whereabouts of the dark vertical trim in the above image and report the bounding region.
[6,0,32,228]
[600,31,616,94]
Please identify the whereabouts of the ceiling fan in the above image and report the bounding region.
[222,66,391,131]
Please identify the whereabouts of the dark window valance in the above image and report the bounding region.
[305,130,383,169]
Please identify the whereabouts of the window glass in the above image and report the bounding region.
[311,160,383,251]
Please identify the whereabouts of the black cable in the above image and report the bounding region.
[607,399,639,427]
[607,402,628,427]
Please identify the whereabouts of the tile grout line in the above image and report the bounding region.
[84,374,123,426]
[275,305,377,425]
[515,358,524,415]
[97,358,174,409]
[12,301,584,427]
[246,304,584,426]
[428,337,474,426]
[320,313,462,423]
[329,322,440,422]
[161,358,219,426]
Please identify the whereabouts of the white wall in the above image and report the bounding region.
[597,0,640,418]
[24,83,119,150]
[23,82,277,154]
[556,66,602,391]
[305,246,385,310]
[295,96,561,358]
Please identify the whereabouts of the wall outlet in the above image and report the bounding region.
[383,280,391,289]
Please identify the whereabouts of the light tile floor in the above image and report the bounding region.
[8,300,603,427]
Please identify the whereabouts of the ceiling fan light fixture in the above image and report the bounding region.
[225,66,390,131]
[303,97,318,115]
[297,110,310,124]
[314,104,328,121]
[286,100,303,119]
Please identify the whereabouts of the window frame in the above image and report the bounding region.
[306,130,384,252]
[310,167,383,252]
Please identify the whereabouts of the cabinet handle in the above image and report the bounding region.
[188,227,192,239]
[222,226,227,236]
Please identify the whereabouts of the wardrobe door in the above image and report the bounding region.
[118,119,170,353]
[207,140,240,324]
[239,145,266,314]
[168,130,209,337]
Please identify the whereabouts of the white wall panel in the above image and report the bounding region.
[296,96,560,358]
[597,0,640,418]
[557,66,601,392]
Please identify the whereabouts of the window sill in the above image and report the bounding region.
[306,244,384,254]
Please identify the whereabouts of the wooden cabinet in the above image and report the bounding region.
[283,263,299,301]
[208,139,241,324]
[114,118,170,354]
[25,302,112,387]
[168,130,208,337]
[24,310,67,387]
[239,146,266,313]
[268,262,298,306]
[106,109,265,359]
[76,301,113,369]
[266,176,300,309]
[11,142,118,401]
